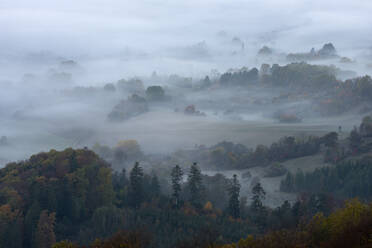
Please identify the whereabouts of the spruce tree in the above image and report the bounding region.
[129,162,144,209]
[251,182,265,212]
[228,174,241,218]
[171,165,183,208]
[250,182,267,230]
[187,163,204,209]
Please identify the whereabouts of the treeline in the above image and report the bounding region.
[53,189,340,248]
[207,63,372,116]
[0,147,341,248]
[190,135,322,170]
[280,156,372,200]
[262,62,338,90]
[0,149,266,247]
[279,115,372,199]
[319,75,372,116]
[185,112,372,173]
[219,68,259,86]
[215,62,338,90]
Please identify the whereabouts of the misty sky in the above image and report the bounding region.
[1,0,371,57]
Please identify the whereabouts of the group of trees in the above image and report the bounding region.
[219,68,259,86]
[319,75,372,116]
[221,199,372,248]
[212,62,338,91]
[0,148,115,248]
[286,43,338,61]
[92,140,143,169]
[195,62,372,118]
[193,135,322,170]
[53,186,344,248]
[280,156,372,200]
[52,198,371,248]
[2,145,367,247]
[195,126,372,171]
[0,148,265,248]
[265,62,339,90]
[170,163,241,217]
[107,94,149,122]
[1,146,339,247]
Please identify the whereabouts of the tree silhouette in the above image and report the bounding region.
[187,163,204,209]
[227,174,240,218]
[129,162,144,209]
[171,165,183,208]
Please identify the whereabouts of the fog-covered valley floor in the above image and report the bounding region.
[0,80,360,165]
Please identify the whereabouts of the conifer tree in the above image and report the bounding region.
[251,182,267,230]
[187,163,204,209]
[129,162,144,209]
[228,174,241,218]
[171,165,183,207]
[251,182,265,212]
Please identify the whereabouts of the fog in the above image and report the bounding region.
[1,0,372,78]
[1,0,371,157]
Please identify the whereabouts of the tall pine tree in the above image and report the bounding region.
[187,163,204,209]
[129,162,144,209]
[250,182,267,231]
[228,174,240,218]
[171,165,183,208]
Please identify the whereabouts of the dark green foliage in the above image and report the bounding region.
[267,62,338,90]
[251,183,266,212]
[171,165,183,208]
[90,205,125,238]
[203,136,321,170]
[220,68,258,86]
[227,175,240,219]
[250,183,267,230]
[146,86,165,101]
[129,162,144,209]
[202,173,230,210]
[280,157,372,200]
[187,163,204,209]
[108,94,148,122]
